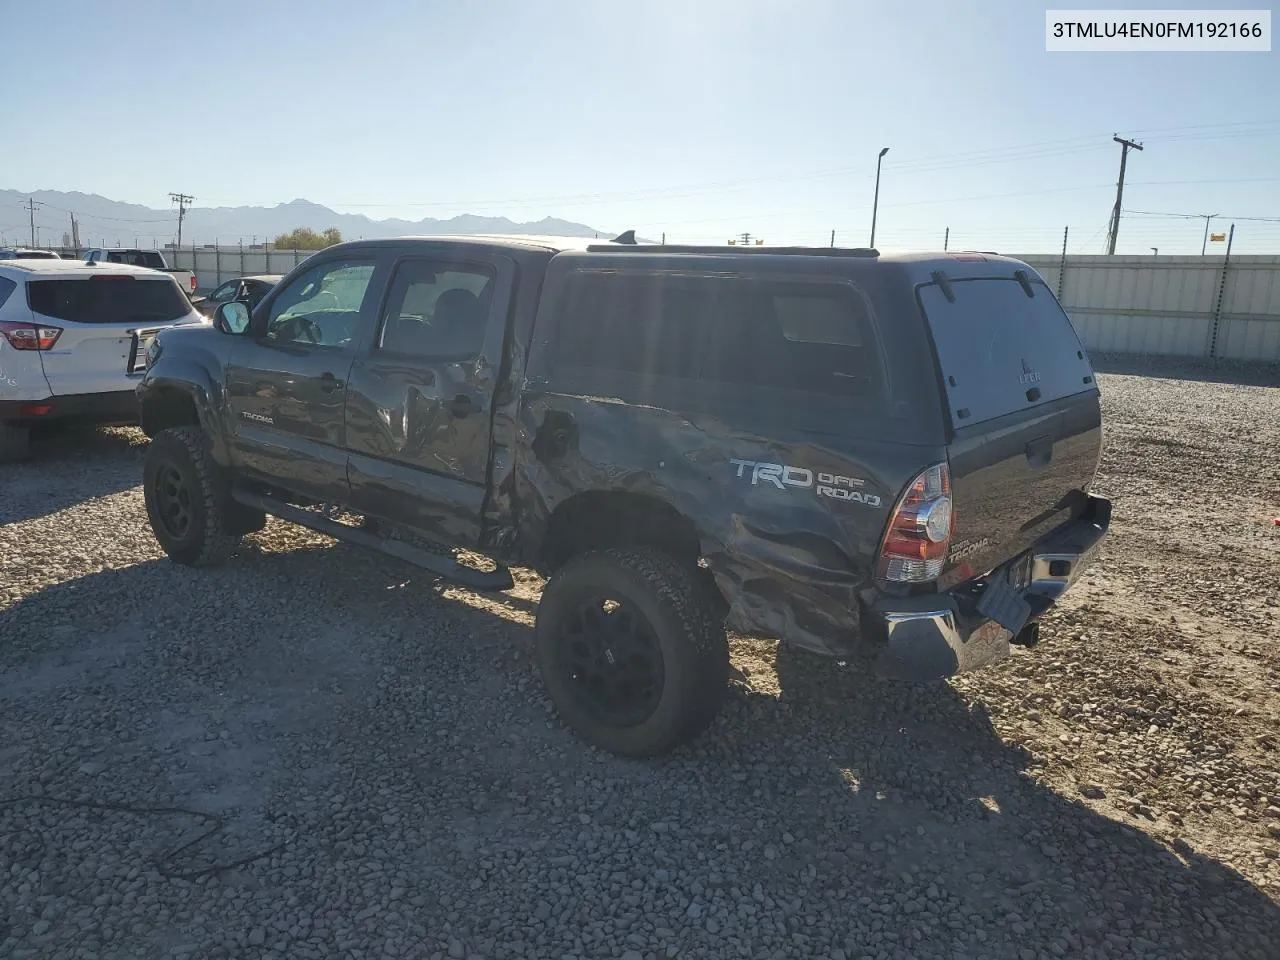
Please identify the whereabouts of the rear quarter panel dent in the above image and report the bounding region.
[509,390,941,654]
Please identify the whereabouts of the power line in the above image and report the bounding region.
[1125,117,1280,136]
[186,125,1280,212]
[1125,208,1280,223]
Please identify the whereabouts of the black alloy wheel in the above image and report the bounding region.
[152,461,193,539]
[558,595,666,728]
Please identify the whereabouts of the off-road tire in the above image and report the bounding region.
[536,547,730,757]
[143,426,242,566]
[0,423,31,462]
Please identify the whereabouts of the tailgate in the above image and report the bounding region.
[168,269,198,295]
[917,270,1101,581]
[26,275,197,395]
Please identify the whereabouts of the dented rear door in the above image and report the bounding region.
[344,248,516,546]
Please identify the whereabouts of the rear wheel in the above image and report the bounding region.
[535,547,730,757]
[143,426,242,566]
[0,423,31,462]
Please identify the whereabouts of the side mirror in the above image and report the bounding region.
[215,301,252,335]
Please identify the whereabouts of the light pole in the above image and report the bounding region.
[869,146,889,249]
[1150,247,1158,256]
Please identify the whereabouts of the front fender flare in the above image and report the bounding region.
[137,362,230,467]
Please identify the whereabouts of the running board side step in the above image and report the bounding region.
[231,488,514,592]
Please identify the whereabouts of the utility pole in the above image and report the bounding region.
[943,226,950,251]
[70,212,80,250]
[738,231,752,246]
[169,192,194,250]
[830,229,835,248]
[1199,214,1220,255]
[1105,136,1143,255]
[23,197,43,247]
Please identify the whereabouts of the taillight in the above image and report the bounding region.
[877,463,954,583]
[190,276,198,293]
[0,320,62,351]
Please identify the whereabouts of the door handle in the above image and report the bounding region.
[449,394,475,418]
[318,372,344,393]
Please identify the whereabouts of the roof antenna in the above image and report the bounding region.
[612,229,637,245]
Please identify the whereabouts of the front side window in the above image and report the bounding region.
[377,259,493,358]
[265,260,374,348]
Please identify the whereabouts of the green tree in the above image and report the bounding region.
[273,226,343,250]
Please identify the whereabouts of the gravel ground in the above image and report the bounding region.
[2,370,1279,960]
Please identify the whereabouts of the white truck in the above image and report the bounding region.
[83,249,198,298]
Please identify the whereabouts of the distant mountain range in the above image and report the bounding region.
[0,190,609,248]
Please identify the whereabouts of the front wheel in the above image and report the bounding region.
[143,426,242,566]
[535,547,730,757]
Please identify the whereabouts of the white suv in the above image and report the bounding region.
[0,259,207,460]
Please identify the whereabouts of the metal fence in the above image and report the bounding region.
[1016,253,1280,362]
[44,245,314,293]
[163,246,313,291]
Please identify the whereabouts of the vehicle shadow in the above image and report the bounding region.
[0,425,146,525]
[2,541,1278,959]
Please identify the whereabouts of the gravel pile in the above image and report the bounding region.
[2,371,1280,960]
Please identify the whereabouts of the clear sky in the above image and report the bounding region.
[3,0,1278,254]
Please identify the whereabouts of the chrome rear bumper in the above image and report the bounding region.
[873,496,1110,681]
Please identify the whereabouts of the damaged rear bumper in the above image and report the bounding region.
[871,495,1111,682]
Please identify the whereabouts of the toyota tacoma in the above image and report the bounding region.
[136,235,1110,756]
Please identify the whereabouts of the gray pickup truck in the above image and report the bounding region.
[136,234,1110,756]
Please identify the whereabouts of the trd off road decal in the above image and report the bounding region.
[729,459,882,508]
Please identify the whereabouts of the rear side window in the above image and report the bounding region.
[0,277,15,308]
[918,276,1093,425]
[28,276,190,324]
[104,251,162,268]
[378,260,494,358]
[552,270,880,398]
